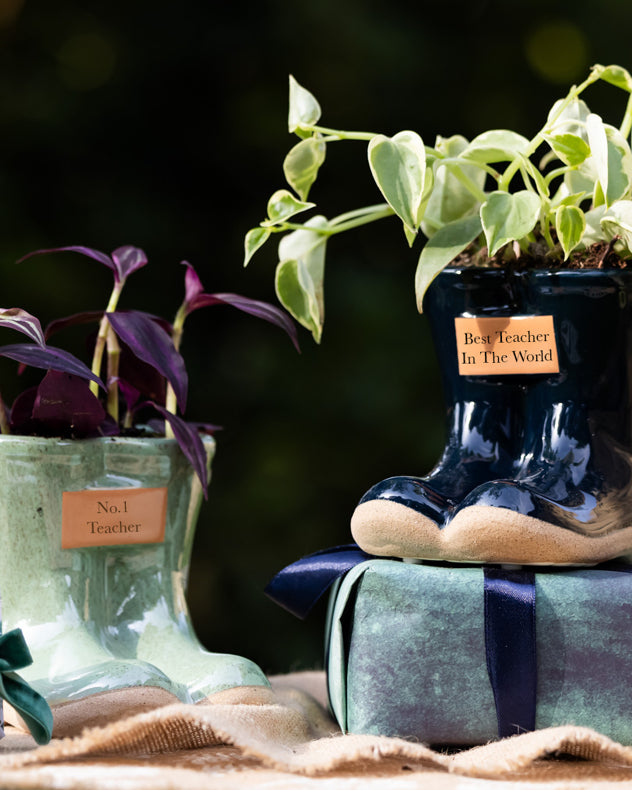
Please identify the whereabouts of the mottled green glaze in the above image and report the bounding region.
[327,559,632,745]
[0,435,180,705]
[0,435,268,707]
[94,435,269,701]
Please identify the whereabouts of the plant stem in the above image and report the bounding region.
[277,205,395,237]
[541,213,555,248]
[499,70,602,193]
[90,281,124,397]
[446,165,488,203]
[329,204,392,225]
[0,392,9,435]
[106,330,120,424]
[544,166,570,189]
[621,92,632,140]
[305,125,376,141]
[163,304,186,439]
[328,205,395,234]
[306,125,441,159]
[520,155,550,198]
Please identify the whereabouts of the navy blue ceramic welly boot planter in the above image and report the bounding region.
[350,267,529,557]
[245,65,632,567]
[353,266,632,566]
[448,268,632,565]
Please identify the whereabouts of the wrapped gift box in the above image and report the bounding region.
[326,558,632,745]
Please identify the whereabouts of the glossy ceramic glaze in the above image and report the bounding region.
[0,435,180,705]
[96,436,269,702]
[0,435,269,708]
[356,267,529,522]
[454,269,632,544]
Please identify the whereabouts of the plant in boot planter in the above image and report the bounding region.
[246,63,632,566]
[0,245,299,735]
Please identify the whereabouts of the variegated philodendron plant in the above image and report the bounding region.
[245,63,632,343]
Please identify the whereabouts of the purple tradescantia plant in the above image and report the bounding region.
[0,245,299,494]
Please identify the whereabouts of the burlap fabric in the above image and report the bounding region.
[0,672,632,789]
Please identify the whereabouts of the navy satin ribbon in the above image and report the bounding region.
[484,567,536,738]
[264,544,372,619]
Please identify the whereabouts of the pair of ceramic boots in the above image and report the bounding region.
[352,267,632,567]
[0,436,271,737]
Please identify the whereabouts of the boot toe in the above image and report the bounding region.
[351,476,456,559]
[446,481,632,565]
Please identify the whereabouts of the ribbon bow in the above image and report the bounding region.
[0,629,53,745]
[266,546,546,739]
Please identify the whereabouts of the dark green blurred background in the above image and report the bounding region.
[0,0,629,675]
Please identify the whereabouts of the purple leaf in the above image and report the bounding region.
[180,263,299,351]
[118,342,167,404]
[189,421,222,435]
[44,310,104,342]
[187,291,300,352]
[111,246,149,282]
[32,371,107,437]
[0,309,45,347]
[117,379,142,413]
[98,414,120,436]
[146,403,209,495]
[106,311,187,411]
[18,245,113,268]
[9,386,38,433]
[18,245,147,285]
[0,344,105,388]
[182,261,204,305]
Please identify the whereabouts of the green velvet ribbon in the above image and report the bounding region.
[0,629,53,745]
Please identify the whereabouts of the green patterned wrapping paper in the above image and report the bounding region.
[326,559,632,745]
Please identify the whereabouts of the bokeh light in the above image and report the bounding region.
[525,21,589,84]
[56,30,118,91]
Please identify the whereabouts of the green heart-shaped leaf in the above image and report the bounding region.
[480,191,541,256]
[555,205,586,259]
[545,133,591,167]
[368,130,426,232]
[587,114,609,201]
[461,130,530,163]
[275,259,322,342]
[422,136,486,237]
[594,64,632,93]
[601,200,632,255]
[288,75,321,134]
[604,126,632,205]
[243,227,272,266]
[415,214,482,311]
[581,205,607,247]
[263,190,315,226]
[283,137,327,201]
[584,115,632,207]
[546,97,590,136]
[276,216,328,342]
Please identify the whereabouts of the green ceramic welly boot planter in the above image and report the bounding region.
[96,436,272,705]
[0,245,297,730]
[0,435,184,737]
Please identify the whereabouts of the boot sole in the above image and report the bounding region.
[4,686,181,738]
[195,685,276,706]
[351,499,632,566]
